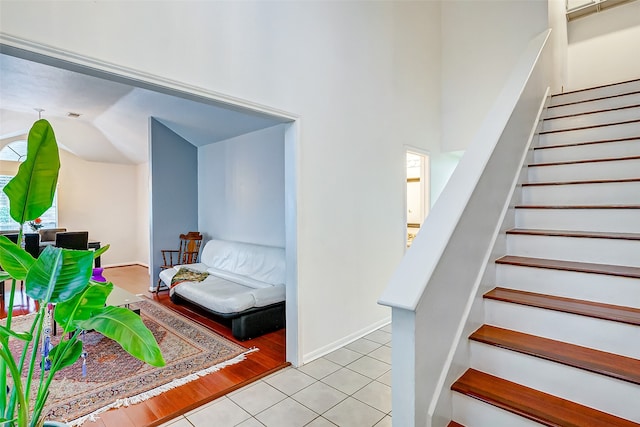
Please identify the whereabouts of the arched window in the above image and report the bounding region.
[0,140,58,232]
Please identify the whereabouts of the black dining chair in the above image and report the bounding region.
[3,233,19,244]
[24,233,40,259]
[55,231,89,250]
[1,233,39,292]
[1,233,41,258]
[0,234,19,297]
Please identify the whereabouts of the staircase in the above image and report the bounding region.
[449,79,640,426]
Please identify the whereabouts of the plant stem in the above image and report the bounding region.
[26,307,45,406]
[0,338,28,427]
[0,356,5,423]
[2,226,27,422]
[2,230,24,419]
[31,330,80,426]
[6,227,23,330]
[5,310,42,424]
[1,279,19,420]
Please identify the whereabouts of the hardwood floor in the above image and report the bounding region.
[1,265,288,427]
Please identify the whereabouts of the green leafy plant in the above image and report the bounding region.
[0,120,164,427]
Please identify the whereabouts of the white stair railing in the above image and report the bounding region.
[378,29,553,427]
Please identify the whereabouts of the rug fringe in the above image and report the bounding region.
[67,347,259,426]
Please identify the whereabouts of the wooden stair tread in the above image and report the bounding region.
[470,325,640,385]
[533,135,640,150]
[551,78,640,98]
[506,228,640,241]
[523,177,640,186]
[529,155,640,167]
[546,103,640,121]
[539,119,640,135]
[515,204,640,209]
[496,256,640,279]
[451,369,640,426]
[484,286,640,326]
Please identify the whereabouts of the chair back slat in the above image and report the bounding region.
[178,232,203,264]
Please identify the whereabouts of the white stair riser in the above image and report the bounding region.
[545,93,640,119]
[506,234,640,267]
[451,393,540,427]
[539,122,640,146]
[522,181,640,205]
[542,105,640,132]
[470,342,640,422]
[496,264,640,309]
[515,208,640,233]
[550,80,640,106]
[453,82,640,425]
[533,139,640,163]
[528,158,640,182]
[484,299,640,358]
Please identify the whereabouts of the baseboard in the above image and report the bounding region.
[103,262,149,269]
[301,316,391,365]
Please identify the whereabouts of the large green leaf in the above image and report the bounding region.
[3,119,60,224]
[25,246,93,304]
[93,244,110,260]
[49,340,83,371]
[0,325,32,341]
[0,235,36,280]
[55,281,113,331]
[77,306,165,367]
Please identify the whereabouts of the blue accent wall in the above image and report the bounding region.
[149,118,198,288]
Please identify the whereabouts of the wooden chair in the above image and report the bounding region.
[157,232,203,292]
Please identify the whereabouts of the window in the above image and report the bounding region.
[0,175,58,232]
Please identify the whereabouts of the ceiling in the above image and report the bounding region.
[0,53,289,165]
[566,0,637,21]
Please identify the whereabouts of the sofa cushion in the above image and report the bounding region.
[172,275,285,314]
[205,267,276,289]
[175,275,256,313]
[200,239,285,285]
[164,239,286,315]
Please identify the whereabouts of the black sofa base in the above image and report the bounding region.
[170,292,285,341]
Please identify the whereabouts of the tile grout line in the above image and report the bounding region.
[167,326,393,427]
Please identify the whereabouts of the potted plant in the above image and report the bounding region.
[27,218,43,233]
[0,119,164,427]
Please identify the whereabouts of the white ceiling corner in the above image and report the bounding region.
[0,53,288,165]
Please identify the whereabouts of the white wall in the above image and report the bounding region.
[198,125,285,248]
[430,151,462,207]
[0,1,445,361]
[0,160,19,177]
[440,0,549,152]
[567,0,640,90]
[548,0,569,94]
[136,161,150,267]
[0,150,145,267]
[57,150,141,267]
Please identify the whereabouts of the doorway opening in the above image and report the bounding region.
[0,41,300,365]
[406,150,430,247]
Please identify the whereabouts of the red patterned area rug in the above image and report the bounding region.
[7,298,255,426]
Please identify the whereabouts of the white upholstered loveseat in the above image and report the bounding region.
[158,238,286,340]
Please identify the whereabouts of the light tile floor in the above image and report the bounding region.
[160,324,392,427]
